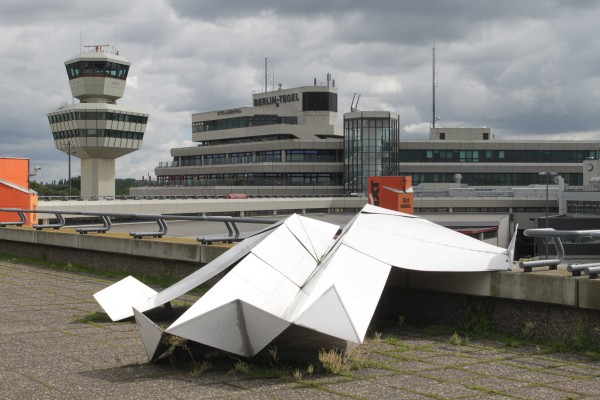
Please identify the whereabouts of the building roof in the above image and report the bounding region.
[0,179,36,195]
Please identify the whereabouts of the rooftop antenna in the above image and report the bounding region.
[264,57,268,93]
[351,93,361,112]
[432,42,440,128]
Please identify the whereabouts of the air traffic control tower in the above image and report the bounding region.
[48,45,149,198]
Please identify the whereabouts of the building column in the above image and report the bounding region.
[81,158,116,198]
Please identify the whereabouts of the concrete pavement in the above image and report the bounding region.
[1,259,600,399]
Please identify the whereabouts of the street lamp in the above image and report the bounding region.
[66,142,75,197]
[539,171,558,259]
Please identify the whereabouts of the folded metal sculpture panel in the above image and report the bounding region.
[97,204,514,361]
[342,205,511,271]
[94,222,285,321]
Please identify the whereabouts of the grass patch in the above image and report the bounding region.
[318,348,343,374]
[449,332,465,346]
[73,311,113,324]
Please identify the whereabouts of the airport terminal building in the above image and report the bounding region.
[148,78,345,196]
[131,80,600,236]
[401,128,597,187]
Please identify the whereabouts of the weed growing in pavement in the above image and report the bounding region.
[463,299,494,336]
[265,345,279,367]
[318,348,343,374]
[523,321,536,337]
[73,311,113,324]
[373,331,382,342]
[449,332,463,346]
[293,369,303,381]
[191,360,212,376]
[231,360,250,375]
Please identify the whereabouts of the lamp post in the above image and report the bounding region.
[67,142,75,198]
[538,171,558,259]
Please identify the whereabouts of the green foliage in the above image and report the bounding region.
[115,178,137,196]
[31,177,135,196]
[31,178,80,196]
[570,322,593,352]
[73,311,113,324]
[523,321,536,337]
[449,332,463,346]
[318,348,343,374]
[191,361,212,376]
[0,251,194,292]
[463,298,494,336]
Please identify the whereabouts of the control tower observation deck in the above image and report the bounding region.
[47,46,149,198]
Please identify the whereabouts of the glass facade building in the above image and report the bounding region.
[344,112,400,194]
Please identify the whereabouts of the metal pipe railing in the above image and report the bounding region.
[520,228,600,272]
[519,228,569,272]
[0,210,27,227]
[130,218,168,239]
[33,213,65,230]
[0,208,277,242]
[77,215,112,234]
[568,262,600,277]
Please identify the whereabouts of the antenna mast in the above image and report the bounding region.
[432,44,438,128]
[264,57,268,93]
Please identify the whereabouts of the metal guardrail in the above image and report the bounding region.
[0,210,27,227]
[521,228,600,277]
[568,263,600,277]
[0,208,278,243]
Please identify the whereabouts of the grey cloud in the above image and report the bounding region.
[2,0,600,183]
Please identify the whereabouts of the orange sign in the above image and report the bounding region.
[368,176,414,214]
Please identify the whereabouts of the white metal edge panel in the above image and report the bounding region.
[342,213,510,271]
[290,244,391,342]
[294,286,360,343]
[278,214,340,260]
[166,300,289,357]
[281,214,319,260]
[361,203,419,218]
[133,307,166,362]
[167,301,254,356]
[133,228,274,314]
[241,301,291,357]
[296,215,340,259]
[93,276,157,321]
[168,252,301,329]
[252,224,320,287]
[358,212,504,253]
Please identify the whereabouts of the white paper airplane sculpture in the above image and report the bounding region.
[94,204,515,361]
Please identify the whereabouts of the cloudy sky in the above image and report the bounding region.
[2,0,600,183]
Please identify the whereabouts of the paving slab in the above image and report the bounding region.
[1,259,600,399]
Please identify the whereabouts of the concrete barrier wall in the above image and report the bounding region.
[0,227,229,279]
[3,225,600,345]
[2,225,600,313]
